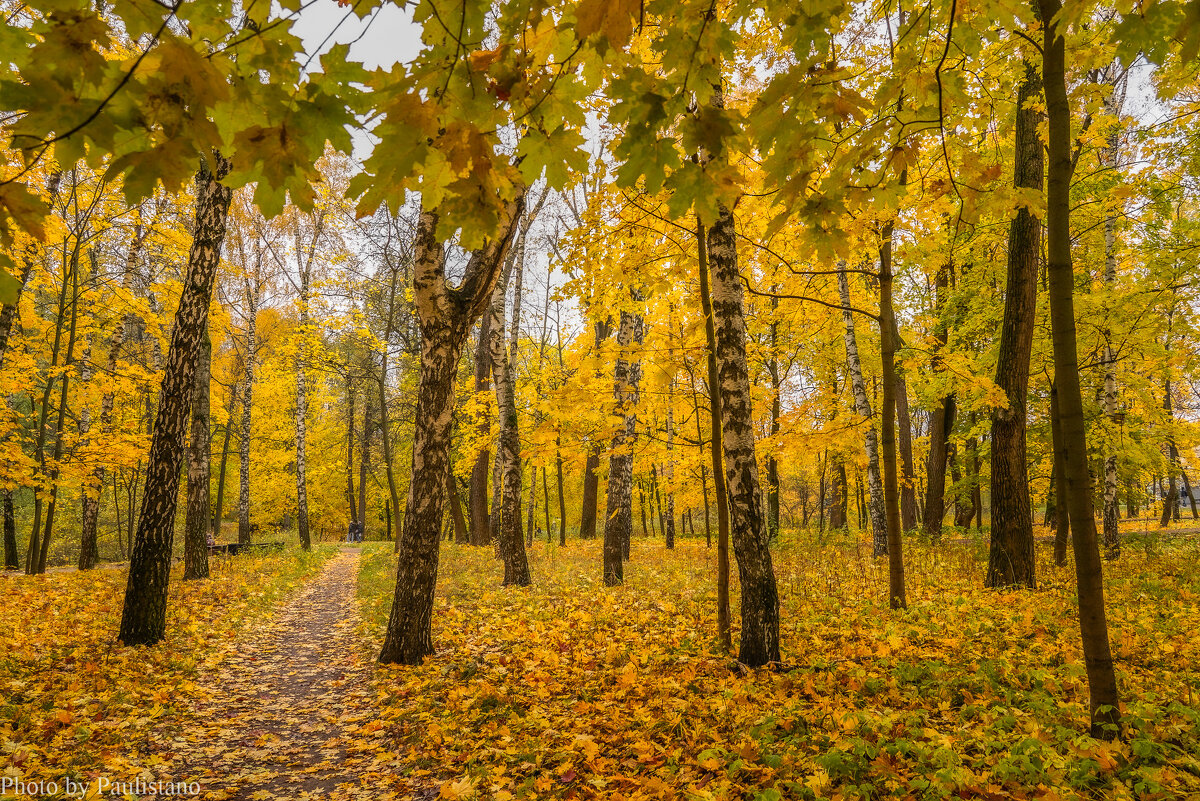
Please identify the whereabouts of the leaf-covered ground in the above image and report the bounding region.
[0,547,335,796]
[358,534,1200,801]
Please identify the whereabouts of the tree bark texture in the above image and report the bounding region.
[1039,0,1122,737]
[987,59,1043,590]
[468,315,493,545]
[837,268,887,556]
[878,214,907,608]
[707,200,780,667]
[183,325,212,580]
[120,156,232,646]
[379,197,525,665]
[237,278,256,545]
[602,299,645,585]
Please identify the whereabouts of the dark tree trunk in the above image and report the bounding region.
[987,58,1043,589]
[602,299,644,585]
[1039,0,1122,737]
[213,384,237,542]
[896,375,919,529]
[879,211,907,608]
[120,156,232,646]
[183,326,212,580]
[1159,380,1179,531]
[924,260,953,542]
[380,199,525,665]
[448,467,468,545]
[468,316,492,546]
[347,382,357,526]
[237,278,256,546]
[697,219,731,651]
[1050,382,1071,565]
[359,393,371,535]
[3,491,16,569]
[707,189,781,667]
[579,319,610,539]
[556,439,567,545]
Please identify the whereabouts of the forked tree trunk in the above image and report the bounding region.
[602,298,645,585]
[379,199,525,665]
[120,155,232,646]
[987,58,1043,589]
[1039,0,1122,737]
[707,193,781,667]
[837,268,887,556]
[183,326,212,580]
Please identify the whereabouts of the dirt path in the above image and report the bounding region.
[168,548,423,801]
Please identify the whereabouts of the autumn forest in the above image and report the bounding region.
[1,0,1199,799]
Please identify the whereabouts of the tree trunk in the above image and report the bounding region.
[879,211,907,607]
[707,190,780,667]
[602,298,644,585]
[183,325,212,580]
[1050,381,1071,566]
[3,491,16,569]
[1039,0,1122,736]
[294,272,312,551]
[579,318,611,540]
[448,467,468,544]
[378,266,405,552]
[896,375,919,529]
[923,258,954,541]
[468,316,492,545]
[359,392,372,536]
[697,219,731,651]
[556,439,567,545]
[380,199,525,665]
[487,234,530,585]
[213,384,237,542]
[665,393,676,549]
[1160,381,1179,530]
[988,64,1044,582]
[120,156,232,646]
[238,283,256,546]
[837,268,887,556]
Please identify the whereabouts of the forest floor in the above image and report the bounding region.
[358,532,1200,801]
[163,547,426,801]
[2,531,1198,801]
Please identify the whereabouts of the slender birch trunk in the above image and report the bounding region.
[183,326,211,580]
[602,297,644,585]
[837,268,887,555]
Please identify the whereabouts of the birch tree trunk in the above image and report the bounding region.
[1039,0,1122,736]
[120,155,232,646]
[213,383,237,542]
[1100,63,1126,558]
[183,326,212,580]
[487,232,530,585]
[468,315,492,545]
[602,298,644,585]
[665,387,676,549]
[837,268,887,555]
[896,376,919,528]
[697,219,731,650]
[380,199,525,665]
[295,267,312,551]
[987,58,1043,589]
[238,277,257,545]
[707,198,781,667]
